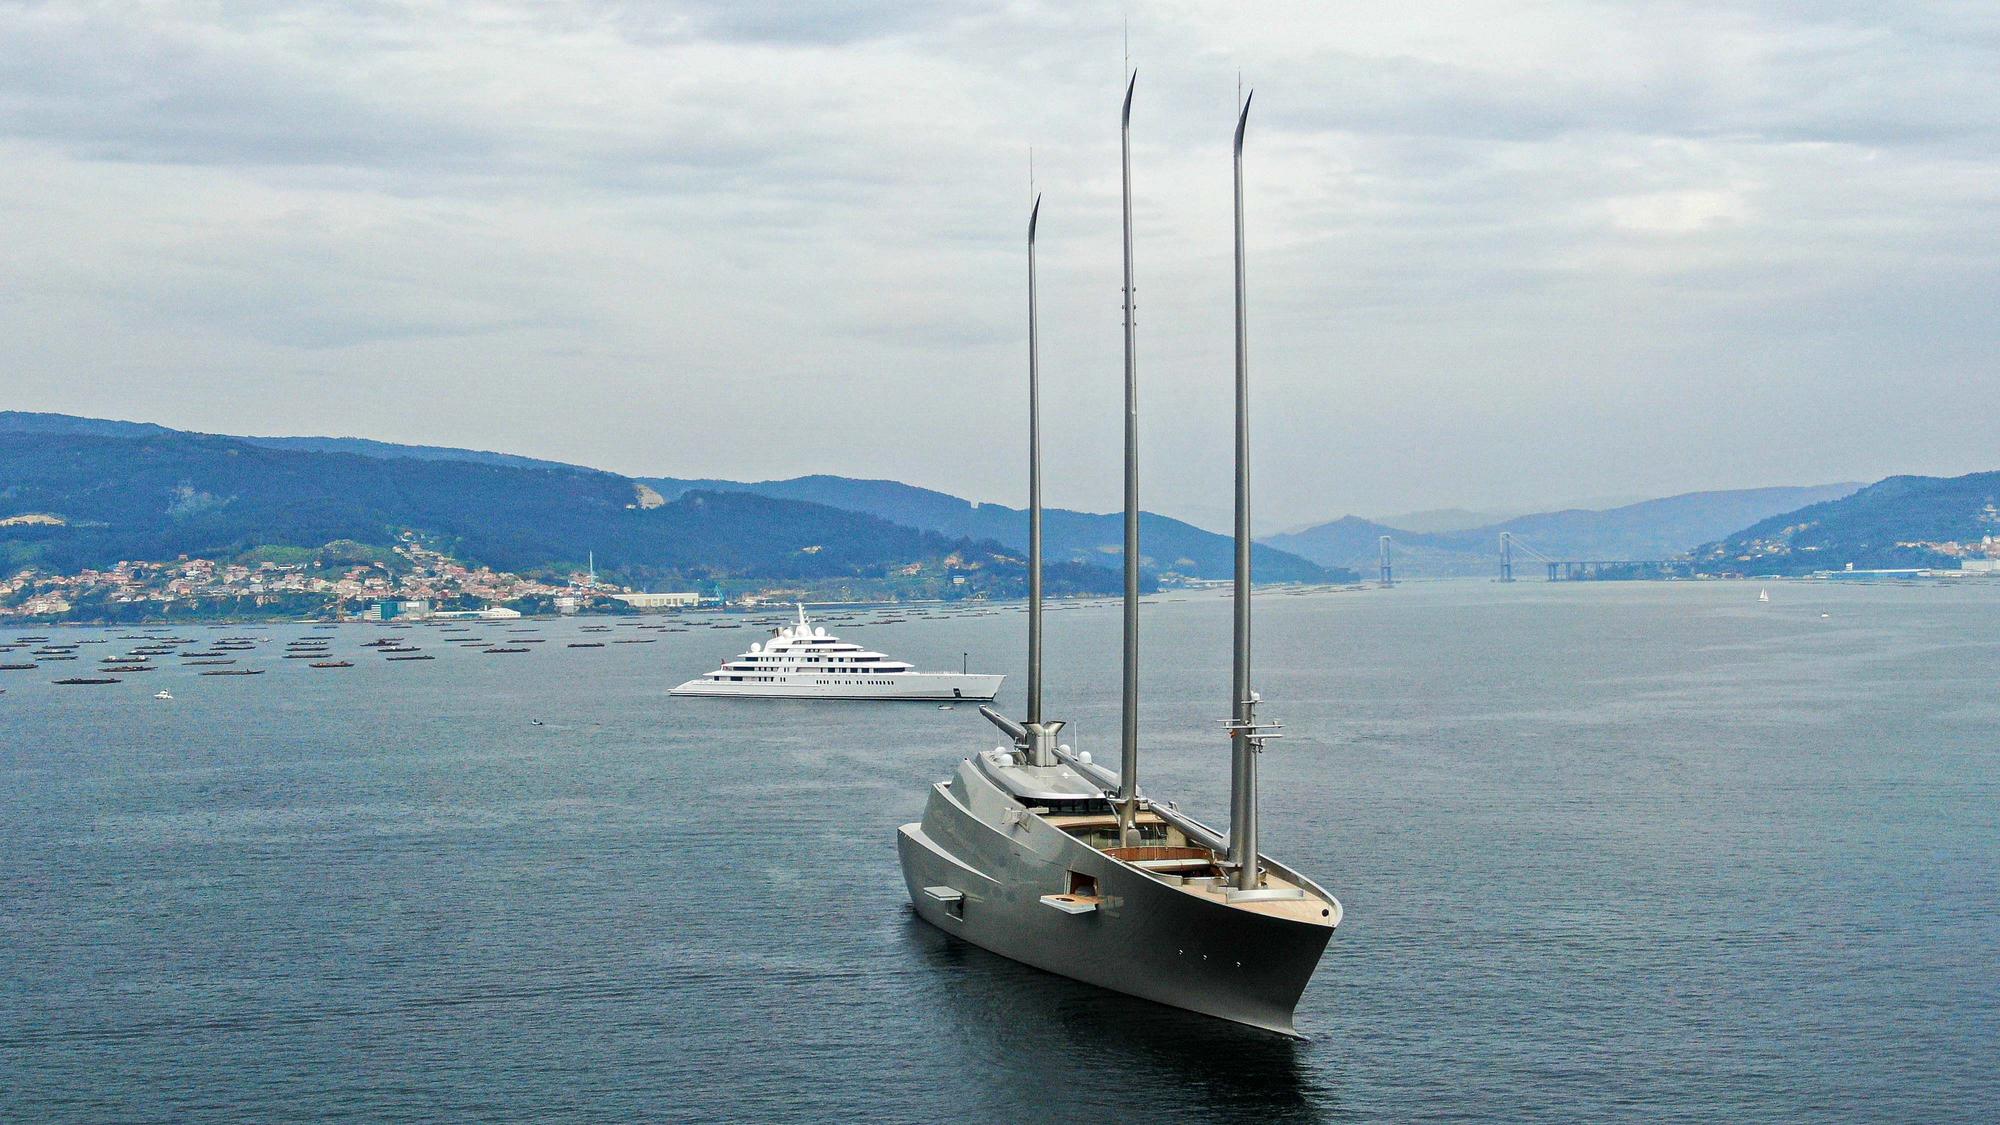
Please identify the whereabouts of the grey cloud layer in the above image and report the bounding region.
[1,0,1995,527]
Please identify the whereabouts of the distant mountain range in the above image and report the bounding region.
[638,474,1333,584]
[1698,471,2000,575]
[1267,483,1864,576]
[0,419,1113,598]
[16,410,1961,588]
[0,412,1349,593]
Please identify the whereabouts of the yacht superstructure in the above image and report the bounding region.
[670,605,1002,700]
[897,80,1340,1035]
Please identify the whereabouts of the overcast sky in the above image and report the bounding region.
[3,1,1997,531]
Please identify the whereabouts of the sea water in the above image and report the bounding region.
[2,581,1995,1121]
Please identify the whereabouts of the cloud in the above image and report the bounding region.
[0,0,1996,527]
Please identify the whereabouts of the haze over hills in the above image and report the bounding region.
[1700,472,2000,575]
[1269,483,1865,576]
[1360,508,1520,535]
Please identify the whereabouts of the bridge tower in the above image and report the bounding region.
[1378,535,1393,587]
[1499,531,1515,582]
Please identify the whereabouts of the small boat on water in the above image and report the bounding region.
[200,669,264,676]
[568,642,605,648]
[1759,588,1770,602]
[483,647,529,654]
[310,661,354,668]
[56,676,121,685]
[614,638,657,644]
[154,690,174,700]
[0,663,38,671]
[387,654,434,661]
[184,659,236,666]
[100,664,155,673]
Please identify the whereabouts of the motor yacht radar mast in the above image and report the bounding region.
[894,79,1340,1038]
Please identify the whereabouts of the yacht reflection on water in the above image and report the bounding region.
[901,914,1334,1121]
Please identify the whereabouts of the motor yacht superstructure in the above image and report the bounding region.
[897,80,1340,1035]
[670,605,1002,700]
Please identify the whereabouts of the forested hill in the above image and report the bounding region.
[1697,471,2000,574]
[0,428,1122,596]
[641,474,1338,584]
[0,414,1340,584]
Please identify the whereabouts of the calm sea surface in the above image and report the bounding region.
[3,581,1996,1122]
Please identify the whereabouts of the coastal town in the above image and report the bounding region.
[0,539,693,622]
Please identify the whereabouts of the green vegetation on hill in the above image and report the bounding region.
[0,412,1329,588]
[0,429,1127,597]
[1699,472,2000,574]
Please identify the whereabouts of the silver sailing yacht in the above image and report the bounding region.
[897,79,1341,1036]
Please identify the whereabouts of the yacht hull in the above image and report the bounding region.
[670,673,1001,700]
[897,765,1333,1036]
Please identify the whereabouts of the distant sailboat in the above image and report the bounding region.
[1758,588,1770,603]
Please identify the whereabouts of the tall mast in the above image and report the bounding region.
[1116,71,1142,845]
[1026,194,1044,727]
[1228,91,1261,890]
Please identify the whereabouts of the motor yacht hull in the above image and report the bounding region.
[897,759,1334,1036]
[670,672,1001,701]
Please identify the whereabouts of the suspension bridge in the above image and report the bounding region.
[1327,531,1690,583]
[1499,531,1691,581]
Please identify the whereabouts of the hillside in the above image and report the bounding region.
[644,474,1339,584]
[1269,483,1863,576]
[0,415,1337,584]
[1470,484,1864,560]
[1698,472,2000,574]
[0,428,1122,597]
